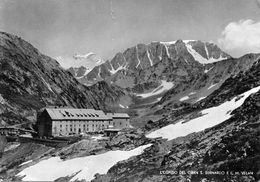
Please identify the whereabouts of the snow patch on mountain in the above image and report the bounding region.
[205,44,209,59]
[0,94,5,104]
[119,104,128,109]
[189,92,196,95]
[18,144,152,181]
[183,40,196,43]
[186,43,227,64]
[147,85,260,140]
[160,41,176,45]
[19,160,33,166]
[109,62,128,75]
[204,67,214,73]
[75,68,91,79]
[136,80,174,98]
[179,96,189,101]
[41,77,53,93]
[136,46,141,68]
[196,96,206,102]
[147,48,153,66]
[208,83,217,90]
[164,45,170,58]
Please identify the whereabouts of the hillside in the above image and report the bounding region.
[92,57,260,182]
[0,32,118,126]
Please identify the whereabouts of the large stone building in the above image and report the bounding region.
[37,108,130,137]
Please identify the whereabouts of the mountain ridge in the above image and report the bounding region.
[0,31,123,126]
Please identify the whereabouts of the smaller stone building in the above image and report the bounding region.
[106,113,131,129]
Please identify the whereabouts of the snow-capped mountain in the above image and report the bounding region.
[79,40,230,86]
[67,66,90,79]
[67,52,105,82]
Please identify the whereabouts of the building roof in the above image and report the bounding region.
[44,108,110,120]
[105,113,130,119]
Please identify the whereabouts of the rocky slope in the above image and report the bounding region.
[0,32,119,126]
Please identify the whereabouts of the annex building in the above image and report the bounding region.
[37,108,130,137]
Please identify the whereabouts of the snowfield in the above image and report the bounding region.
[136,80,174,98]
[146,85,260,140]
[18,144,151,181]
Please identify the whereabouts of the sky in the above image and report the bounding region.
[1,0,260,68]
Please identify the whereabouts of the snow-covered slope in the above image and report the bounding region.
[146,85,260,140]
[18,144,151,181]
[185,41,228,64]
[136,80,174,98]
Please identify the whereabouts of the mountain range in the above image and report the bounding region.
[0,31,260,181]
[69,40,260,127]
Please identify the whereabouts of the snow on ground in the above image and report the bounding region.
[196,96,206,102]
[20,160,33,166]
[136,80,174,98]
[183,40,196,43]
[136,46,141,69]
[147,49,153,66]
[179,96,189,101]
[160,41,177,45]
[188,92,196,95]
[4,143,20,152]
[75,68,91,79]
[18,144,152,181]
[205,44,209,59]
[164,44,170,57]
[146,85,260,140]
[109,61,128,75]
[208,84,217,90]
[119,104,125,108]
[186,43,226,64]
[91,135,104,140]
[204,67,214,73]
[119,104,129,109]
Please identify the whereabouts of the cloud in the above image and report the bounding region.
[73,52,96,60]
[218,19,260,57]
[56,52,104,69]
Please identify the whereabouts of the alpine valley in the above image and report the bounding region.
[1,31,260,182]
